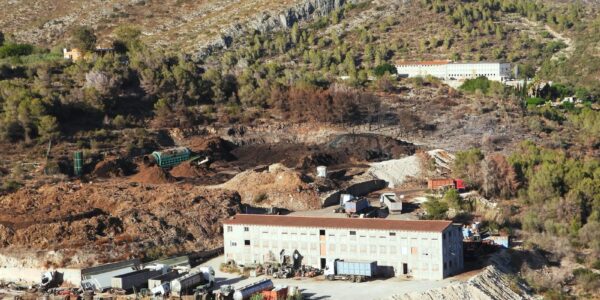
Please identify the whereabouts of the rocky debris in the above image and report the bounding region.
[0,182,242,267]
[389,252,533,300]
[367,149,454,188]
[217,163,321,211]
[367,156,421,188]
[129,164,174,184]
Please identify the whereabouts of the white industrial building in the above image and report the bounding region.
[395,60,512,82]
[223,215,463,280]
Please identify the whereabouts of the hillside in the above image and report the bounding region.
[0,0,354,55]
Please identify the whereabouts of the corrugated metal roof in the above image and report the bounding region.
[223,214,451,232]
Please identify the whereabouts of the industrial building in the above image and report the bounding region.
[395,60,512,82]
[223,215,463,280]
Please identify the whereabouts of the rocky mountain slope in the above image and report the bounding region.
[1,0,361,55]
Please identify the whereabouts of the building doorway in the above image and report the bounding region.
[402,263,408,275]
[320,258,326,269]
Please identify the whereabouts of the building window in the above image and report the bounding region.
[349,231,356,236]
[244,240,251,246]
[227,226,233,232]
[443,233,446,240]
[319,229,326,236]
[230,241,237,246]
[411,247,417,255]
[244,227,249,232]
[389,232,396,236]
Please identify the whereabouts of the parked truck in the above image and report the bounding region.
[111,268,165,291]
[342,198,370,214]
[427,178,465,191]
[324,259,377,283]
[233,279,274,300]
[171,266,215,296]
[379,193,402,214]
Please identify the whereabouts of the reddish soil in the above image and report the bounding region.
[129,165,175,184]
[0,181,242,267]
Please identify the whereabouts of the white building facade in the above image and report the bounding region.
[223,215,463,280]
[396,60,512,82]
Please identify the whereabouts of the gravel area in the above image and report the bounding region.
[202,255,456,300]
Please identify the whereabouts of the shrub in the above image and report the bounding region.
[0,43,34,58]
[373,63,397,77]
[423,197,449,219]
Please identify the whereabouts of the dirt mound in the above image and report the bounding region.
[92,156,136,178]
[218,163,320,211]
[326,133,416,162]
[0,182,242,267]
[171,162,201,178]
[187,136,237,161]
[129,165,174,184]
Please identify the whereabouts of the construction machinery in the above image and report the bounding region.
[324,259,377,283]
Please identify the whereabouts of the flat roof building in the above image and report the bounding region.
[223,215,463,280]
[396,60,512,82]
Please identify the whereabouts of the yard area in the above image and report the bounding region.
[202,255,457,300]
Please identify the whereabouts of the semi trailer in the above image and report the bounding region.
[324,259,377,282]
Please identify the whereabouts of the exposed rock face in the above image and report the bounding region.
[196,0,361,57]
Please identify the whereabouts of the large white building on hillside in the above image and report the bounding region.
[223,214,464,280]
[396,60,512,82]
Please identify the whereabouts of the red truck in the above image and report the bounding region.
[427,178,466,191]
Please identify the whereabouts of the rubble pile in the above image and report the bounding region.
[0,182,242,267]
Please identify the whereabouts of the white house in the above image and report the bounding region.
[223,214,464,280]
[396,60,512,82]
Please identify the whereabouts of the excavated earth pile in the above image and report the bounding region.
[129,164,175,184]
[92,156,137,178]
[218,163,321,211]
[231,133,417,170]
[0,182,242,267]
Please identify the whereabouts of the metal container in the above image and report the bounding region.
[233,279,274,300]
[335,260,377,277]
[73,151,83,176]
[343,198,369,213]
[316,166,327,178]
[148,271,184,289]
[111,269,163,291]
[151,147,191,168]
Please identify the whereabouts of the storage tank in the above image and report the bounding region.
[233,279,274,300]
[316,166,327,178]
[170,270,204,296]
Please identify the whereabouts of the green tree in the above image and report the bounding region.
[443,189,462,210]
[423,197,449,220]
[113,25,142,52]
[37,115,59,141]
[71,26,97,51]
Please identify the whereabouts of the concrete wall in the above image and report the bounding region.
[0,267,81,285]
[321,179,387,207]
[224,223,463,280]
